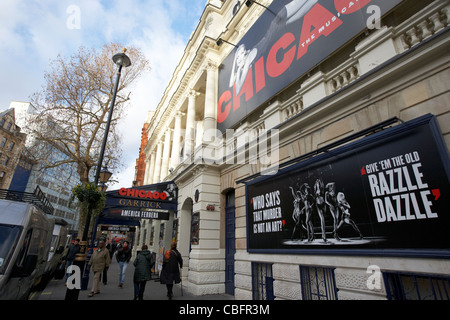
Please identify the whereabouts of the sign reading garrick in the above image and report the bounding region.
[103,182,177,221]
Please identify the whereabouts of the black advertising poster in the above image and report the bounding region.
[246,115,450,256]
[105,209,170,221]
[103,182,177,221]
[217,0,404,132]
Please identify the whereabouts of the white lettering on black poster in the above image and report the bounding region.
[362,151,440,223]
[251,190,284,234]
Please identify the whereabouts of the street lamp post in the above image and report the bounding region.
[65,49,131,299]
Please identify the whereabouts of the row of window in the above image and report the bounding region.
[0,118,13,132]
[54,208,76,222]
[36,177,71,198]
[0,154,10,166]
[252,263,450,300]
[45,193,70,207]
[0,137,15,151]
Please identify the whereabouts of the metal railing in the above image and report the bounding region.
[252,262,275,300]
[0,186,54,215]
[384,272,450,300]
[300,266,338,300]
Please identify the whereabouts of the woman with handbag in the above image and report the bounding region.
[160,241,183,300]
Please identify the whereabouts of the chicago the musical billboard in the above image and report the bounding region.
[217,0,404,132]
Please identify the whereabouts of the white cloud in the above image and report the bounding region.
[0,0,206,188]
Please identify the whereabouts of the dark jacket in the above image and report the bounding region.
[65,243,80,262]
[116,245,132,263]
[160,249,183,285]
[133,250,154,282]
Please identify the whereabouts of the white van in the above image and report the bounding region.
[36,218,69,290]
[0,199,53,300]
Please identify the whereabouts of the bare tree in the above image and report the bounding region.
[28,42,150,184]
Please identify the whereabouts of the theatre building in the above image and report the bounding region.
[135,0,450,300]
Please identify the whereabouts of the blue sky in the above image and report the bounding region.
[0,0,207,188]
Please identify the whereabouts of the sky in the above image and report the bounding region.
[0,0,207,189]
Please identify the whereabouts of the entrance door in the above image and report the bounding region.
[225,190,235,295]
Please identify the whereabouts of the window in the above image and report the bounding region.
[190,212,199,245]
[300,266,338,300]
[15,229,33,268]
[0,138,6,148]
[8,142,14,151]
[0,225,22,274]
[0,119,5,127]
[149,226,154,246]
[252,263,274,300]
[384,272,450,300]
[3,156,9,166]
[5,123,11,131]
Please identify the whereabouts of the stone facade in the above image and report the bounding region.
[0,108,27,189]
[136,0,450,300]
[133,111,153,187]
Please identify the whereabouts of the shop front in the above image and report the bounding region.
[103,182,178,265]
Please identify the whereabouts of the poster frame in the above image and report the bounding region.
[245,114,450,258]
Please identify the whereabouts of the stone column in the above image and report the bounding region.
[160,128,172,180]
[170,112,184,170]
[146,150,156,185]
[185,167,224,296]
[152,141,163,183]
[184,89,200,160]
[203,61,218,135]
[195,120,204,148]
[143,158,150,185]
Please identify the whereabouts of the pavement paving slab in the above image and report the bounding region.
[29,255,234,301]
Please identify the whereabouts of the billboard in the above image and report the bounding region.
[245,114,450,257]
[102,182,177,222]
[217,0,404,132]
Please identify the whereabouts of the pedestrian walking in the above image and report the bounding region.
[116,240,132,287]
[63,238,80,285]
[88,239,111,297]
[102,239,113,285]
[160,241,183,300]
[132,244,154,300]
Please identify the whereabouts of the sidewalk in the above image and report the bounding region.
[29,257,234,301]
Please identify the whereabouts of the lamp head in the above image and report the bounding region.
[112,51,131,68]
[98,166,113,184]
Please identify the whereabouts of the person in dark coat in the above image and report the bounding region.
[63,238,80,284]
[116,240,132,287]
[160,241,183,300]
[133,244,154,300]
